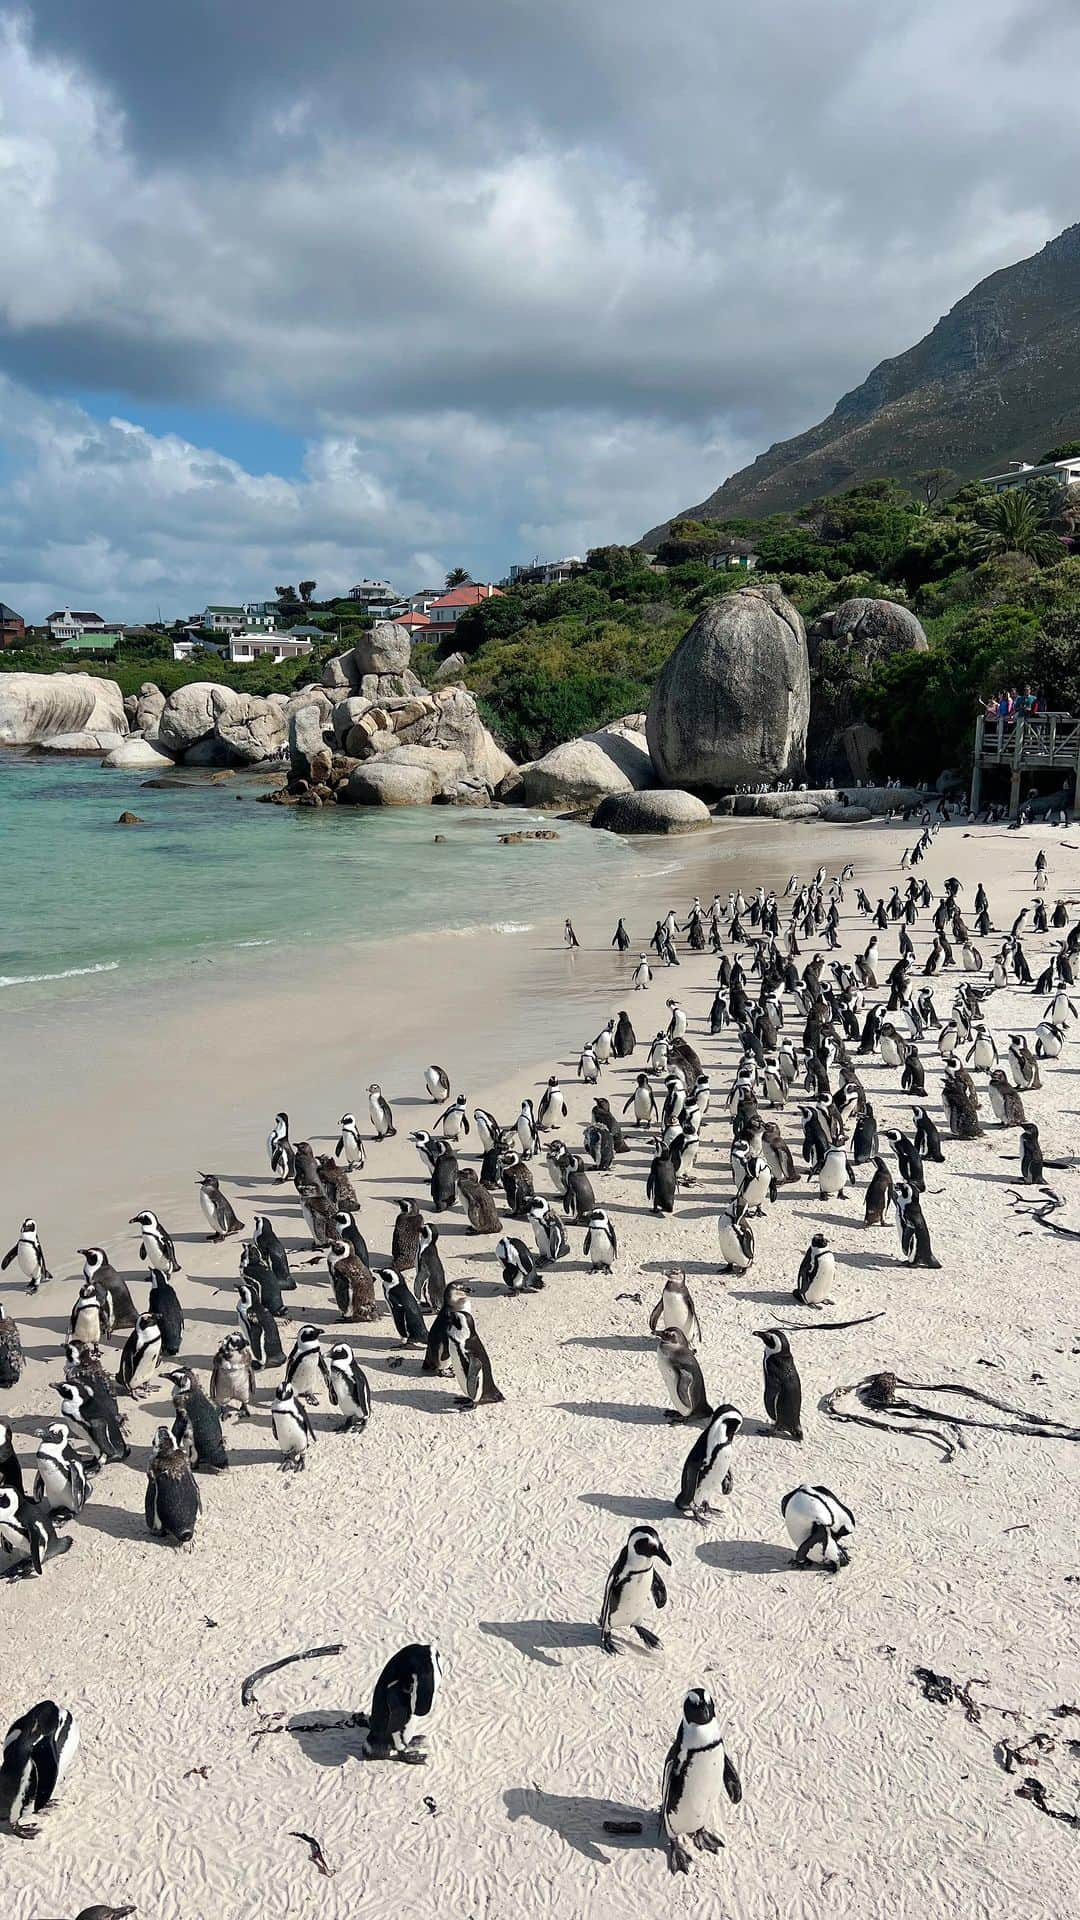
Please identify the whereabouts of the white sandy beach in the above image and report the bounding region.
[2,815,1079,1920]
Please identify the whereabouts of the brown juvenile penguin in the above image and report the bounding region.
[327,1241,377,1321]
[457,1169,503,1236]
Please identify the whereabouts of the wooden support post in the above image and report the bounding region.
[970,759,982,814]
[1009,765,1022,818]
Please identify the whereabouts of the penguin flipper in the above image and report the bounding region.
[0,1247,16,1270]
[723,1753,742,1804]
[145,1482,161,1533]
[651,1570,668,1610]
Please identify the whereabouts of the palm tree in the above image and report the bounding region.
[971,488,1062,564]
[445,566,471,589]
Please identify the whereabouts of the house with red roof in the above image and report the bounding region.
[423,582,503,633]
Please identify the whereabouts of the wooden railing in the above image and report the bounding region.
[971,711,1079,815]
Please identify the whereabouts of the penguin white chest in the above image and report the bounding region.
[669,1743,725,1834]
[38,1457,70,1509]
[609,1566,651,1629]
[696,1445,732,1504]
[802,1250,834,1302]
[290,1352,322,1396]
[449,1342,470,1395]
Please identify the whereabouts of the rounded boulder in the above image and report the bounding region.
[591,789,711,834]
[646,585,809,790]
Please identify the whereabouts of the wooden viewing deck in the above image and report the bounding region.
[971,710,1080,815]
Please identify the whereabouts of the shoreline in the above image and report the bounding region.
[3,814,1079,1920]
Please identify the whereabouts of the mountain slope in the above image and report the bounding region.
[644,222,1080,540]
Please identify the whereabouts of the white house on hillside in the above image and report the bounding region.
[47,608,107,642]
[347,579,405,617]
[982,456,1080,493]
[198,603,278,633]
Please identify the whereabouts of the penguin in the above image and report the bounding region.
[330,1110,366,1171]
[761,1121,797,1186]
[390,1198,424,1273]
[368,1083,396,1139]
[632,954,653,991]
[592,1097,630,1153]
[498,1152,535,1220]
[883,1128,925,1194]
[422,1283,469,1376]
[0,1480,73,1579]
[166,1368,228,1472]
[320,1158,362,1220]
[284,1323,330,1402]
[967,1025,998,1072]
[360,1644,442,1762]
[429,1145,460,1214]
[562,1161,597,1223]
[1,1219,51,1293]
[578,1044,601,1085]
[515,1099,540,1159]
[145,1426,201,1544]
[239,1238,288,1319]
[457,1168,503,1235]
[271,1383,315,1471]
[253,1215,294,1292]
[0,1700,80,1837]
[447,1310,504,1407]
[676,1405,743,1521]
[646,1142,678,1214]
[236,1278,285,1370]
[911,1106,945,1164]
[437,1093,471,1143]
[209,1334,256,1420]
[753,1329,802,1440]
[716,1201,754,1274]
[583,1121,616,1174]
[32,1425,90,1519]
[583,1209,618,1272]
[69,1279,110,1348]
[660,1688,742,1876]
[527,1196,569,1264]
[612,918,631,952]
[0,1300,23,1389]
[624,1073,659,1130]
[411,1129,444,1176]
[781,1484,854,1572]
[148,1268,185,1356]
[893,1180,941,1268]
[424,1063,451,1104]
[1035,1018,1066,1060]
[794,1233,834,1307]
[599,1524,671,1654]
[78,1248,137,1331]
[988,1069,1026,1128]
[1006,1034,1041,1092]
[495,1235,542,1295]
[733,1144,776,1217]
[51,1378,129,1465]
[656,1327,710,1422]
[648,1033,670,1076]
[129,1210,179,1275]
[536,1077,568,1131]
[267,1111,294,1182]
[649,1271,701,1347]
[1019,1122,1047,1184]
[612,1010,636,1057]
[942,1069,984,1140]
[816,1144,856,1200]
[415,1224,447,1311]
[379,1270,428,1346]
[473,1106,502,1151]
[197,1173,243,1242]
[325,1342,371,1433]
[116,1313,162,1399]
[851,1105,878,1165]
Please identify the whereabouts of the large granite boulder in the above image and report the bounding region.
[157,682,240,755]
[35,730,128,754]
[592,789,711,834]
[344,761,439,806]
[134,683,166,734]
[375,745,468,796]
[516,726,654,808]
[807,597,927,666]
[646,586,809,790]
[287,698,333,778]
[215,693,289,765]
[102,737,176,770]
[354,621,411,676]
[0,672,128,746]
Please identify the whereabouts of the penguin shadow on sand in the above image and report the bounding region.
[479,1617,597,1669]
[561,1334,651,1354]
[695,1534,792,1576]
[286,1709,369,1769]
[374,1381,459,1415]
[504,1786,654,1863]
[578,1489,672,1525]
[727,1285,801,1308]
[555,1399,671,1427]
[639,1256,718,1279]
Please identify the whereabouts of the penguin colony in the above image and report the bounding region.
[2,826,1078,1886]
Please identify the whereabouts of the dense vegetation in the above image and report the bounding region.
[5,483,1080,780]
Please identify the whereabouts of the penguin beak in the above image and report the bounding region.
[751,1330,768,1343]
[656,1543,672,1566]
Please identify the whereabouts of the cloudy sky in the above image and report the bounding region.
[1,1,1077,620]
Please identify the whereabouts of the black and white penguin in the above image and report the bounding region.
[270,1384,315,1471]
[166,1368,228,1472]
[209,1334,256,1421]
[284,1324,330,1402]
[415,1225,447,1311]
[863,1155,894,1227]
[197,1173,243,1242]
[424,1063,451,1104]
[1006,1033,1041,1091]
[32,1424,90,1519]
[632,954,653,991]
[331,1210,370,1269]
[411,1129,444,1176]
[51,1378,129,1465]
[851,1105,878,1164]
[326,1344,371,1432]
[0,1422,23,1503]
[646,1143,678,1215]
[69,1279,111,1348]
[240,1239,288,1318]
[437,1093,471,1143]
[0,1301,23,1389]
[447,1310,504,1407]
[716,1201,754,1274]
[515,1099,540,1159]
[536,1077,568,1131]
[117,1313,163,1399]
[78,1248,137,1331]
[624,1072,659,1129]
[236,1278,285,1370]
[612,1010,636,1058]
[649,1271,701,1347]
[335,1113,366,1171]
[816,1144,856,1200]
[583,1209,617,1272]
[1,1219,51,1293]
[473,1107,502,1153]
[583,1121,616,1173]
[561,1159,597,1223]
[0,1700,80,1837]
[988,1068,1026,1128]
[883,1128,925,1193]
[267,1111,295,1183]
[359,1644,442,1762]
[781,1483,855,1572]
[0,1483,73,1579]
[253,1215,293,1292]
[599,1524,671,1654]
[495,1235,542,1294]
[148,1269,185,1356]
[911,1106,945,1163]
[753,1329,803,1440]
[379,1270,428,1346]
[144,1427,201,1544]
[660,1688,742,1875]
[427,1145,458,1215]
[893,1181,941,1268]
[422,1284,470,1376]
[526,1197,569,1264]
[656,1327,710,1422]
[367,1083,396,1139]
[130,1210,179,1275]
[676,1405,743,1522]
[1019,1122,1048,1184]
[794,1234,834,1307]
[578,1043,601,1084]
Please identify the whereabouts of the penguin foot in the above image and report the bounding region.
[634,1625,662,1650]
[663,1410,686,1423]
[694,1829,724,1853]
[667,1841,692,1875]
[398,1747,427,1764]
[600,1633,618,1655]
[721,1473,733,1497]
[454,1398,476,1410]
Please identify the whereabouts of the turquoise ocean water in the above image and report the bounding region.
[0,754,643,1002]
